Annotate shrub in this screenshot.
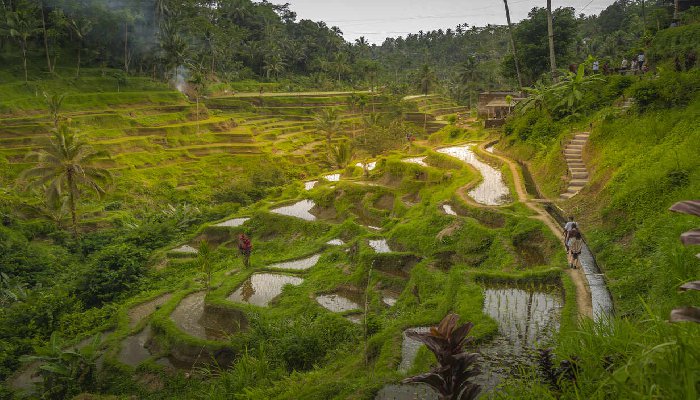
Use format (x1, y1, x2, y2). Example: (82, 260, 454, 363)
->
(77, 243, 148, 307)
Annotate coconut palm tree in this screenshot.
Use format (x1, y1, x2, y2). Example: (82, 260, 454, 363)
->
(68, 16, 93, 77)
(502, 0, 523, 89)
(314, 108, 341, 145)
(7, 7, 41, 82)
(20, 127, 112, 238)
(418, 64, 436, 96)
(44, 91, 65, 128)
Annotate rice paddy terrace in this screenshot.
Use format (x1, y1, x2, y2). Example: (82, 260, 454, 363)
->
(2, 74, 587, 399)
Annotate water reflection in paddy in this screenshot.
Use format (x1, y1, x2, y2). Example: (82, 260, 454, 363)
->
(271, 200, 316, 221)
(269, 254, 321, 271)
(170, 292, 243, 340)
(228, 273, 304, 307)
(438, 145, 511, 206)
(215, 217, 249, 227)
(324, 173, 340, 182)
(316, 294, 361, 313)
(369, 239, 392, 253)
(118, 326, 153, 367)
(403, 157, 427, 166)
(477, 284, 563, 390)
(442, 204, 457, 215)
(304, 180, 318, 190)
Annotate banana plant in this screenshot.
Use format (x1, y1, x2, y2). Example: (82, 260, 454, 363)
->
(669, 201, 700, 323)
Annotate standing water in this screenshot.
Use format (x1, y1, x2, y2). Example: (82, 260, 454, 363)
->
(170, 292, 244, 340)
(316, 293, 362, 313)
(369, 239, 392, 253)
(403, 157, 428, 167)
(271, 200, 317, 221)
(438, 145, 511, 206)
(324, 173, 340, 182)
(268, 254, 321, 271)
(228, 273, 304, 307)
(442, 204, 457, 215)
(305, 180, 318, 190)
(215, 217, 249, 227)
(477, 284, 563, 390)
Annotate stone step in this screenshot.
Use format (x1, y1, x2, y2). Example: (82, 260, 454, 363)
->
(575, 132, 590, 137)
(566, 160, 583, 165)
(567, 143, 584, 148)
(571, 139, 587, 144)
(564, 150, 582, 155)
(560, 192, 575, 200)
(569, 167, 587, 172)
(569, 179, 588, 186)
(566, 186, 582, 194)
(571, 172, 588, 179)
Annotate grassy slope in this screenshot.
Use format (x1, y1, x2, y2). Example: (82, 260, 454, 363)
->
(498, 70, 700, 398)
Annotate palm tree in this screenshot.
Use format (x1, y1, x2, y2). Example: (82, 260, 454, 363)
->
(327, 140, 353, 169)
(503, 0, 523, 89)
(314, 108, 341, 145)
(418, 64, 436, 96)
(159, 21, 188, 83)
(458, 56, 479, 108)
(7, 7, 41, 82)
(68, 16, 93, 77)
(20, 127, 112, 238)
(547, 0, 557, 81)
(44, 92, 65, 128)
(517, 80, 552, 114)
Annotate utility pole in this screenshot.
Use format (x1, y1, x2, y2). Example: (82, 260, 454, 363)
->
(503, 0, 523, 89)
(547, 0, 557, 82)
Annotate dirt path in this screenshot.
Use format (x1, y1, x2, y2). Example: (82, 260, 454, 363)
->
(473, 141, 593, 319)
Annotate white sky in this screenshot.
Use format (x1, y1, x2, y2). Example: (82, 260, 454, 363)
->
(283, 0, 618, 44)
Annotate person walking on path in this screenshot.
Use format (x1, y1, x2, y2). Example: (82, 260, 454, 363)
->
(567, 230, 584, 269)
(238, 233, 252, 268)
(563, 216, 578, 250)
(637, 52, 645, 72)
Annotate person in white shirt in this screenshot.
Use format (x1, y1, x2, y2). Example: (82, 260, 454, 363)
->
(564, 216, 577, 250)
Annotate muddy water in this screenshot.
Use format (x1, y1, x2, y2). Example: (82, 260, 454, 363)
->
(438, 145, 511, 206)
(118, 326, 153, 367)
(316, 294, 361, 313)
(324, 173, 340, 182)
(382, 296, 398, 307)
(374, 384, 438, 400)
(345, 314, 364, 324)
(369, 239, 392, 253)
(442, 204, 457, 215)
(269, 254, 321, 271)
(170, 292, 243, 340)
(327, 239, 345, 246)
(271, 199, 317, 221)
(398, 327, 431, 372)
(215, 217, 249, 227)
(403, 157, 427, 167)
(477, 284, 563, 390)
(228, 273, 304, 307)
(128, 293, 172, 328)
(171, 244, 198, 254)
(305, 180, 318, 190)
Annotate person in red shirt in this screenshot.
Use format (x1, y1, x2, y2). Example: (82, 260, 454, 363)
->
(238, 233, 252, 268)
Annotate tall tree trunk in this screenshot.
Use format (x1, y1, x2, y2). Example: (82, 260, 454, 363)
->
(124, 21, 129, 72)
(547, 0, 557, 81)
(503, 0, 523, 89)
(76, 39, 81, 77)
(21, 40, 28, 82)
(67, 172, 78, 239)
(41, 2, 52, 73)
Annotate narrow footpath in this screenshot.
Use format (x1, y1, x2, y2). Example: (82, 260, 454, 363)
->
(475, 141, 594, 319)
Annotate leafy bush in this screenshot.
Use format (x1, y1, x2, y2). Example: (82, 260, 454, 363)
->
(76, 243, 148, 307)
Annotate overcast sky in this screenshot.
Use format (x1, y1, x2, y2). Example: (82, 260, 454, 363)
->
(283, 0, 618, 44)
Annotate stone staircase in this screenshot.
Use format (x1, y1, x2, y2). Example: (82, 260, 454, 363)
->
(560, 132, 590, 200)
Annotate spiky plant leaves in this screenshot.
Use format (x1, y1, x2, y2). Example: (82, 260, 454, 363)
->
(679, 281, 700, 291)
(403, 313, 481, 399)
(403, 372, 449, 396)
(669, 200, 700, 216)
(669, 307, 700, 323)
(680, 229, 700, 246)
